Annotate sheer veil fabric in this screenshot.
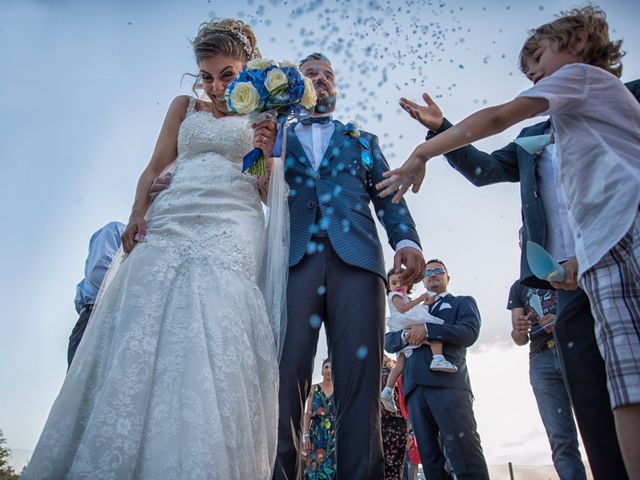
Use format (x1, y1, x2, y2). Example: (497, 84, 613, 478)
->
(22, 98, 286, 479)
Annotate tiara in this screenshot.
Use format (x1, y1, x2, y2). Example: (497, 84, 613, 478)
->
(217, 28, 259, 60)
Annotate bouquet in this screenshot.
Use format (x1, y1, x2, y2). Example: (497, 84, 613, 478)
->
(225, 58, 317, 174)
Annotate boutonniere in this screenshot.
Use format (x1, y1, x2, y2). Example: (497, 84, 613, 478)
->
(345, 121, 372, 169)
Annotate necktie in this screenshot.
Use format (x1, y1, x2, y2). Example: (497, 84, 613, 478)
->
(300, 116, 332, 126)
(429, 297, 443, 314)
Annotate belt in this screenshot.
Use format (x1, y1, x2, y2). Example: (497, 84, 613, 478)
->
(540, 338, 556, 353)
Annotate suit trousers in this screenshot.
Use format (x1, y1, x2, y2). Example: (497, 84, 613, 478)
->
(406, 386, 489, 480)
(67, 305, 93, 367)
(273, 238, 386, 480)
(554, 288, 628, 480)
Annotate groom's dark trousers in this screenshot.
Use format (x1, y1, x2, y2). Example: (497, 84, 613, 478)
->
(274, 237, 385, 480)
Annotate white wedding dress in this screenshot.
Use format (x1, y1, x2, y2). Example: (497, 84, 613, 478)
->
(23, 98, 280, 480)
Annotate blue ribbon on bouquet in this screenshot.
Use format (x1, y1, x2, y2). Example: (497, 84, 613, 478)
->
(242, 116, 287, 172)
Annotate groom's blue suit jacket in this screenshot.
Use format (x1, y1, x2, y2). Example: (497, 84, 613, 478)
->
(284, 120, 421, 278)
(437, 79, 640, 288)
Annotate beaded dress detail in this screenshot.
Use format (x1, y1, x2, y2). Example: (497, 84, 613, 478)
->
(23, 98, 278, 480)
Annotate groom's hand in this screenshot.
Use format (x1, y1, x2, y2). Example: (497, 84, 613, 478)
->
(252, 119, 277, 159)
(394, 247, 425, 284)
(399, 92, 444, 131)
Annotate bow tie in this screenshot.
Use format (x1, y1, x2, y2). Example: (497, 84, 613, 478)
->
(300, 117, 332, 126)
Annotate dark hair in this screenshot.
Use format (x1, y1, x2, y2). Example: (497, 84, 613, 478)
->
(519, 5, 624, 77)
(299, 52, 332, 67)
(385, 268, 414, 295)
(426, 259, 448, 276)
(322, 358, 331, 368)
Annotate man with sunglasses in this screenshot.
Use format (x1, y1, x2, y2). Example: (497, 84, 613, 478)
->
(385, 259, 489, 480)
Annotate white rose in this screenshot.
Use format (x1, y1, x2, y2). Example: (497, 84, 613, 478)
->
(247, 58, 274, 70)
(278, 60, 298, 68)
(228, 82, 260, 114)
(265, 68, 289, 93)
(300, 76, 317, 110)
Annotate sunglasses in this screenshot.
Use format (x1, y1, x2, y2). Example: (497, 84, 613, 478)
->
(424, 268, 446, 276)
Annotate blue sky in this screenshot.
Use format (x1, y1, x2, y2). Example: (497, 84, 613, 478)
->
(1, 0, 638, 471)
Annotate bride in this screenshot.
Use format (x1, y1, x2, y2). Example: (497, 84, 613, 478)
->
(23, 19, 287, 480)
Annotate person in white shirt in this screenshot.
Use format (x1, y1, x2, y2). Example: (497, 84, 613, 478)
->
(69, 221, 124, 366)
(377, 6, 640, 478)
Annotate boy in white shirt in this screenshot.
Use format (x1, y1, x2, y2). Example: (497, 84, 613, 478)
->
(376, 6, 640, 477)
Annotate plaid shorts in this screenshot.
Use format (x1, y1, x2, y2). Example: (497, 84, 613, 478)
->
(581, 209, 640, 409)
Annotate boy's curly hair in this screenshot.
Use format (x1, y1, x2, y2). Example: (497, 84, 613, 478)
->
(519, 4, 624, 77)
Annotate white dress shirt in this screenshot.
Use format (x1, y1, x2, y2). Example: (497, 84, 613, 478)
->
(535, 134, 576, 262)
(74, 222, 125, 313)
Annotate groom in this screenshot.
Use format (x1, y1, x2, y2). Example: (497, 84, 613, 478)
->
(274, 53, 424, 480)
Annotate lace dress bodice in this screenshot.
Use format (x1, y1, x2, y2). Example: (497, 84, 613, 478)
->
(145, 98, 264, 280)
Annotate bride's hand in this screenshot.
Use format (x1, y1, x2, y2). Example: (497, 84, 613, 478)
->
(399, 92, 444, 131)
(252, 119, 277, 158)
(122, 216, 147, 253)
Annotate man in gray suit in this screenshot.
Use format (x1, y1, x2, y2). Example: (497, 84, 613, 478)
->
(273, 53, 425, 480)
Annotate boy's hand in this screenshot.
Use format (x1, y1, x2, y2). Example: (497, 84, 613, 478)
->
(399, 92, 444, 131)
(550, 257, 579, 291)
(376, 149, 427, 203)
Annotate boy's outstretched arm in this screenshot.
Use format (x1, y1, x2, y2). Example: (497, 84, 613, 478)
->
(377, 96, 548, 203)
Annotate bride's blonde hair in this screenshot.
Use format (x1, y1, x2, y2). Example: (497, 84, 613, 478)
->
(192, 18, 260, 64)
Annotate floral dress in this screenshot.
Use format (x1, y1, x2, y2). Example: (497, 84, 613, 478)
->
(381, 359, 408, 480)
(303, 384, 336, 479)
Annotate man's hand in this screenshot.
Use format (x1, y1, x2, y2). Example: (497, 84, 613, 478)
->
(399, 92, 444, 131)
(149, 172, 173, 202)
(376, 150, 427, 204)
(405, 324, 427, 345)
(539, 314, 556, 334)
(394, 247, 425, 285)
(550, 256, 579, 291)
(252, 119, 277, 159)
(513, 311, 533, 335)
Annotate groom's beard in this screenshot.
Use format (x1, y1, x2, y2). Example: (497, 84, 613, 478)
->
(314, 81, 336, 114)
(314, 94, 336, 114)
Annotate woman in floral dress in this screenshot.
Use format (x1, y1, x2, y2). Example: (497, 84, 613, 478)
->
(381, 355, 408, 479)
(302, 359, 336, 479)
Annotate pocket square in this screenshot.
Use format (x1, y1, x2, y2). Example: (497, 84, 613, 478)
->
(439, 303, 452, 310)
